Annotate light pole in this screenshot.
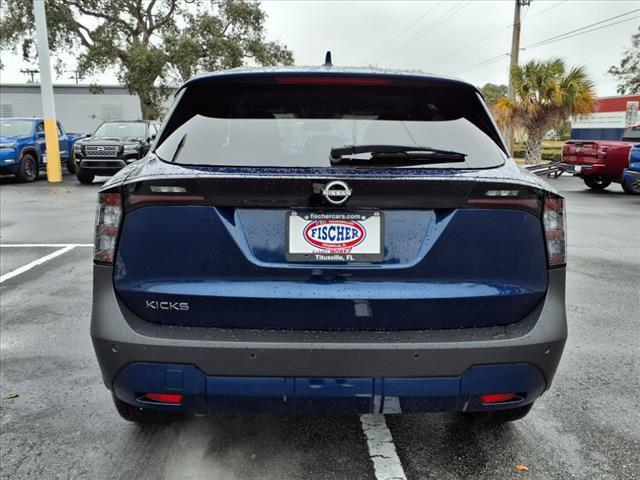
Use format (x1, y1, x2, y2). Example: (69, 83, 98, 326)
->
(33, 0, 62, 183)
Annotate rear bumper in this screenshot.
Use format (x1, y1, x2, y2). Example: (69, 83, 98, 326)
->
(559, 162, 619, 179)
(91, 266, 567, 413)
(560, 162, 599, 175)
(623, 168, 640, 185)
(113, 362, 546, 414)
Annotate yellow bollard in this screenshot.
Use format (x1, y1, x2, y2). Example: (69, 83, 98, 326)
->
(43, 118, 62, 183)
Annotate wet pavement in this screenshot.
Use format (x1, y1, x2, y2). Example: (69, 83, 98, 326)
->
(1, 172, 639, 479)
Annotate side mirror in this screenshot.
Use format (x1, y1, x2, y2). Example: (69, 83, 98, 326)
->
(150, 133, 157, 140)
(37, 130, 45, 138)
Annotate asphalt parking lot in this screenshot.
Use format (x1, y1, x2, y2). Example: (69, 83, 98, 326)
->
(1, 172, 639, 480)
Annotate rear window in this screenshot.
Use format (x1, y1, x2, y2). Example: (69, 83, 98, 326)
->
(155, 79, 506, 169)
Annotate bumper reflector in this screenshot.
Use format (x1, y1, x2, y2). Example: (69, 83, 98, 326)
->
(480, 393, 518, 404)
(143, 393, 183, 404)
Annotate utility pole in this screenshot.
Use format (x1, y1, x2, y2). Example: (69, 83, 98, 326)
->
(67, 69, 80, 84)
(20, 68, 39, 83)
(33, 0, 62, 183)
(506, 0, 529, 155)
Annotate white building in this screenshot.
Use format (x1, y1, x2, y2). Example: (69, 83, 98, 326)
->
(0, 83, 143, 134)
(571, 95, 640, 141)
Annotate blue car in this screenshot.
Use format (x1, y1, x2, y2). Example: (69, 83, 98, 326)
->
(91, 66, 568, 424)
(0, 117, 85, 182)
(623, 143, 640, 195)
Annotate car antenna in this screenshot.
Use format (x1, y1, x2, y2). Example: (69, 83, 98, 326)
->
(324, 51, 332, 67)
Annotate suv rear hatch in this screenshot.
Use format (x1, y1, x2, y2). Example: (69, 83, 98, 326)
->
(110, 72, 552, 331)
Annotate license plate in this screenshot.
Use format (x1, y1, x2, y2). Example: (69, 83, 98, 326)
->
(286, 211, 384, 263)
(575, 165, 582, 173)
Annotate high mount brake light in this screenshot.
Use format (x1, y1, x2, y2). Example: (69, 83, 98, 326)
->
(276, 76, 392, 86)
(543, 197, 567, 267)
(94, 192, 122, 264)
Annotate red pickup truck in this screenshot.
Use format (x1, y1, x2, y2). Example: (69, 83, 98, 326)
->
(560, 126, 640, 194)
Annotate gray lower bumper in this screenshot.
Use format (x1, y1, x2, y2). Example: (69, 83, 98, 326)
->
(91, 266, 567, 388)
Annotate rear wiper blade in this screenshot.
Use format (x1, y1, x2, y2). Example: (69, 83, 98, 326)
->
(330, 144, 467, 166)
(171, 133, 187, 163)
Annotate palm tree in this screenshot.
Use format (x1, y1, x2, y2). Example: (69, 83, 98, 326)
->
(494, 58, 596, 164)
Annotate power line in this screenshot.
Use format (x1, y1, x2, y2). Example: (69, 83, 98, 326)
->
(525, 15, 640, 49)
(452, 8, 640, 75)
(434, 26, 512, 64)
(374, 0, 470, 62)
(454, 53, 510, 75)
(362, 1, 443, 65)
(525, 0, 568, 21)
(418, 0, 471, 36)
(433, 1, 567, 67)
(523, 9, 640, 49)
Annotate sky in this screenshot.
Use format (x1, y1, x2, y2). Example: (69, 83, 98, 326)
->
(0, 0, 638, 97)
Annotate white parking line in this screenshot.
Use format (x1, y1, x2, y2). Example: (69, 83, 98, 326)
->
(360, 414, 407, 480)
(0, 244, 93, 248)
(0, 245, 77, 284)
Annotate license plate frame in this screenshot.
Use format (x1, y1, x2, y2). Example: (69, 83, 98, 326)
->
(285, 210, 384, 263)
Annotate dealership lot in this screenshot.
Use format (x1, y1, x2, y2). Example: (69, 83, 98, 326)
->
(1, 173, 638, 480)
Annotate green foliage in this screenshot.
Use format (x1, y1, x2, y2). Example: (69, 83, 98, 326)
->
(554, 118, 571, 141)
(479, 83, 507, 107)
(608, 27, 640, 95)
(495, 58, 596, 164)
(0, 0, 294, 119)
(513, 146, 561, 162)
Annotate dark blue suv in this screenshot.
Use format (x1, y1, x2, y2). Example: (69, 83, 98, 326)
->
(91, 67, 567, 424)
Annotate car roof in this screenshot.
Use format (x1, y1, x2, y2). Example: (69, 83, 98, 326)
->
(182, 65, 479, 94)
(0, 117, 43, 122)
(100, 120, 149, 123)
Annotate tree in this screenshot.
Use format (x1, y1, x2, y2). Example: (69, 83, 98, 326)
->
(493, 58, 596, 165)
(554, 118, 571, 141)
(609, 27, 640, 95)
(480, 83, 507, 107)
(0, 0, 294, 119)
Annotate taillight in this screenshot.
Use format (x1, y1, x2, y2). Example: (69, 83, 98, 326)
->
(94, 192, 122, 264)
(465, 187, 541, 214)
(543, 197, 566, 267)
(596, 146, 609, 159)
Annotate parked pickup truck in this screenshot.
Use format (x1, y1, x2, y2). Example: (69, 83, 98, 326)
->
(560, 126, 640, 194)
(0, 117, 86, 182)
(623, 143, 640, 195)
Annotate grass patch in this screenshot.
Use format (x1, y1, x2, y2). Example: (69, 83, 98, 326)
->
(513, 140, 562, 162)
